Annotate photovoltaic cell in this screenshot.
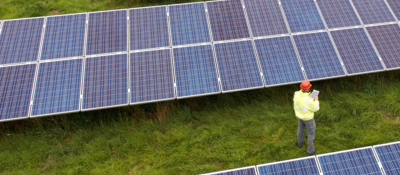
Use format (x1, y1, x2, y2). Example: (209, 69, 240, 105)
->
(0, 64, 36, 121)
(31, 59, 82, 117)
(207, 0, 250, 41)
(173, 45, 220, 98)
(254, 37, 304, 86)
(293, 32, 345, 80)
(317, 0, 361, 28)
(317, 147, 383, 175)
(214, 40, 263, 92)
(280, 0, 325, 33)
(130, 49, 174, 104)
(169, 3, 211, 46)
(243, 0, 288, 37)
(41, 14, 86, 60)
(0, 18, 44, 64)
(374, 142, 400, 175)
(130, 6, 169, 50)
(202, 166, 257, 175)
(352, 0, 395, 24)
(331, 28, 383, 75)
(366, 24, 400, 69)
(386, 0, 400, 19)
(86, 10, 127, 55)
(82, 54, 128, 110)
(257, 157, 320, 175)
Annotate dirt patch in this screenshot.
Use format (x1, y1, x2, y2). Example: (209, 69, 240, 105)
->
(50, 10, 59, 15)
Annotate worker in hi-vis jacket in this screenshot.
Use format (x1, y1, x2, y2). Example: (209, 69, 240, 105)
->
(293, 80, 319, 155)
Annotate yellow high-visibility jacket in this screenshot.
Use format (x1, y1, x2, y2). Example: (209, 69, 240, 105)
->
(293, 90, 320, 121)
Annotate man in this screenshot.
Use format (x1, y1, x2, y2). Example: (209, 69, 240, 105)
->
(293, 80, 319, 155)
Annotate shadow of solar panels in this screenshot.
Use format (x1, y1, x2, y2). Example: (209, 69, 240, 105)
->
(130, 6, 169, 50)
(130, 49, 175, 104)
(0, 18, 44, 64)
(317, 147, 383, 175)
(293, 32, 346, 80)
(206, 0, 250, 41)
(366, 24, 400, 70)
(386, 0, 400, 19)
(169, 3, 211, 46)
(41, 14, 86, 60)
(280, 0, 325, 33)
(0, 64, 36, 121)
(254, 36, 304, 86)
(331, 28, 384, 75)
(352, 0, 396, 25)
(82, 54, 128, 111)
(317, 0, 361, 28)
(31, 59, 82, 117)
(201, 166, 257, 175)
(257, 156, 320, 175)
(86, 10, 127, 55)
(214, 40, 263, 92)
(173, 45, 220, 98)
(373, 142, 400, 175)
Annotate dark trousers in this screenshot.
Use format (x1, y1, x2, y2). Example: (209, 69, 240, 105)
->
(297, 118, 316, 154)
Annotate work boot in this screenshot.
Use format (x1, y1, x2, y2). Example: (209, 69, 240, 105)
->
(306, 149, 318, 155)
(297, 142, 303, 148)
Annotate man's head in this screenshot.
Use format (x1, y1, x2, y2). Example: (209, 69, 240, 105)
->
(300, 80, 312, 92)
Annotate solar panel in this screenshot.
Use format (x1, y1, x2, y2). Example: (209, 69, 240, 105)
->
(0, 64, 36, 121)
(173, 45, 220, 98)
(214, 40, 263, 92)
(130, 49, 175, 104)
(82, 54, 128, 110)
(254, 36, 304, 86)
(374, 142, 400, 175)
(366, 24, 400, 70)
(352, 0, 395, 25)
(169, 3, 211, 46)
(257, 156, 320, 175)
(280, 0, 325, 33)
(243, 0, 288, 37)
(206, 0, 250, 41)
(317, 147, 383, 175)
(86, 10, 127, 55)
(293, 32, 345, 80)
(330, 28, 383, 75)
(130, 6, 169, 50)
(317, 0, 361, 28)
(202, 166, 257, 175)
(0, 18, 44, 64)
(41, 14, 86, 60)
(386, 0, 400, 19)
(31, 59, 82, 117)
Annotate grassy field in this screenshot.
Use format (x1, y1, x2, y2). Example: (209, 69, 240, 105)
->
(1, 0, 400, 174)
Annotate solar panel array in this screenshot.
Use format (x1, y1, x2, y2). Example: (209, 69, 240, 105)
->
(1, 0, 400, 123)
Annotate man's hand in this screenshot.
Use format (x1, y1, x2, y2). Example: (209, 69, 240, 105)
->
(314, 96, 318, 101)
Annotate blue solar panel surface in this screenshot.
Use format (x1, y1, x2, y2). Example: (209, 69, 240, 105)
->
(243, 0, 288, 37)
(257, 157, 320, 175)
(0, 64, 36, 121)
(318, 148, 382, 175)
(317, 0, 361, 28)
(331, 28, 383, 75)
(366, 24, 400, 69)
(130, 49, 174, 104)
(31, 59, 82, 117)
(214, 40, 263, 92)
(280, 0, 325, 33)
(386, 0, 400, 19)
(374, 143, 400, 175)
(41, 14, 86, 60)
(82, 54, 127, 110)
(86, 10, 127, 55)
(130, 6, 169, 50)
(169, 3, 210, 46)
(352, 0, 395, 24)
(173, 45, 219, 98)
(0, 18, 44, 64)
(207, 0, 250, 41)
(294, 32, 345, 80)
(254, 37, 304, 86)
(204, 167, 256, 175)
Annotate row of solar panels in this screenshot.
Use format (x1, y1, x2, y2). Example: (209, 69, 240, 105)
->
(202, 141, 400, 175)
(2, 0, 400, 121)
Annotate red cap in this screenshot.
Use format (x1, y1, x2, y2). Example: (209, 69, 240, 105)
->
(300, 80, 312, 90)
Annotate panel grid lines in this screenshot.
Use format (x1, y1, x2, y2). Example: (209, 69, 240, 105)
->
(374, 142, 400, 175)
(352, 0, 396, 25)
(202, 166, 256, 175)
(386, 0, 400, 20)
(257, 157, 320, 175)
(281, 0, 325, 33)
(317, 0, 361, 28)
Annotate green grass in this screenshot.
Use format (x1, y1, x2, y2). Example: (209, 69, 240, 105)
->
(1, 0, 400, 174)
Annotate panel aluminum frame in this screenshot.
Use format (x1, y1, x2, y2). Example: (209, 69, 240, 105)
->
(201, 165, 257, 175)
(256, 156, 322, 175)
